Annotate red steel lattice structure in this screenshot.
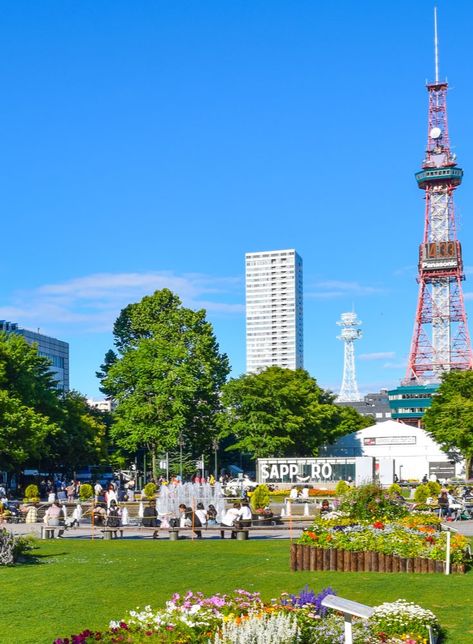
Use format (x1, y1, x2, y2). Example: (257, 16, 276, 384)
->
(406, 73, 473, 382)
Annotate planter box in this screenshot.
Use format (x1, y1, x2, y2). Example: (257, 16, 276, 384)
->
(290, 544, 466, 574)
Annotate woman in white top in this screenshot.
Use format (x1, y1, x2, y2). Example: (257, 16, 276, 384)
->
(195, 502, 208, 526)
(105, 484, 117, 509)
(220, 502, 241, 539)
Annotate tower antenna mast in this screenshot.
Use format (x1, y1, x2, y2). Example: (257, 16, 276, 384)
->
(336, 312, 362, 402)
(405, 6, 473, 383)
(434, 5, 439, 83)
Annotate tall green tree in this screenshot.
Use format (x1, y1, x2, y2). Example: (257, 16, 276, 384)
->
(101, 289, 230, 472)
(0, 332, 62, 472)
(218, 366, 371, 458)
(95, 349, 117, 398)
(44, 391, 108, 474)
(423, 371, 473, 478)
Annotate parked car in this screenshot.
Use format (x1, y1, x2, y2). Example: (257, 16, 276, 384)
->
(223, 476, 258, 497)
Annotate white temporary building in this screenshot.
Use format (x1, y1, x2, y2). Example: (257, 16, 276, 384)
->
(324, 419, 463, 483)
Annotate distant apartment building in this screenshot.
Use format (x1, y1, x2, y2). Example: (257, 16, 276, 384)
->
(87, 398, 115, 413)
(0, 320, 69, 392)
(336, 389, 392, 421)
(245, 249, 303, 372)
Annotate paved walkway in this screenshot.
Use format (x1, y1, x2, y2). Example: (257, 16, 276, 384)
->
(443, 520, 473, 537)
(4, 521, 306, 541)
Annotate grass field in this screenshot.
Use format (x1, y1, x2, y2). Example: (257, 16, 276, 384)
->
(1, 539, 472, 643)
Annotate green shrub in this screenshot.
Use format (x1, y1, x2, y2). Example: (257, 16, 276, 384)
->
(143, 482, 157, 499)
(24, 484, 39, 503)
(79, 483, 93, 500)
(388, 483, 402, 496)
(427, 480, 441, 496)
(339, 482, 407, 521)
(250, 485, 270, 512)
(335, 480, 350, 496)
(0, 529, 34, 565)
(414, 484, 430, 503)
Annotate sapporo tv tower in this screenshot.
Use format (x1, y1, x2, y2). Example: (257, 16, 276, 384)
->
(390, 8, 473, 424)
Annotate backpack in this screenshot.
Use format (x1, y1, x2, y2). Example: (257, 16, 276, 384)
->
(142, 507, 157, 527)
(107, 507, 120, 528)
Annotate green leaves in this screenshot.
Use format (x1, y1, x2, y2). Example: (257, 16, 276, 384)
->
(103, 289, 230, 463)
(218, 367, 369, 458)
(423, 371, 473, 477)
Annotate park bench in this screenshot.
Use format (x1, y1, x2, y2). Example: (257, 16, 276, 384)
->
(96, 521, 313, 541)
(100, 527, 125, 539)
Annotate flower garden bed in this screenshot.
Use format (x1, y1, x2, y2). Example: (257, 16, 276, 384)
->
(54, 587, 442, 643)
(292, 483, 471, 574)
(290, 543, 466, 574)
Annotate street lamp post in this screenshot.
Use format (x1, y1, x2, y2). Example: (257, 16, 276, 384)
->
(212, 439, 219, 480)
(179, 433, 184, 481)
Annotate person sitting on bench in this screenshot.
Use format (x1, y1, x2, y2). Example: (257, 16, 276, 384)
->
(220, 502, 241, 539)
(142, 501, 160, 538)
(44, 502, 65, 538)
(106, 500, 121, 537)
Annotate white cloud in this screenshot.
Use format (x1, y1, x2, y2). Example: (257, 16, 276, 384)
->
(307, 280, 385, 299)
(382, 360, 407, 369)
(0, 271, 244, 336)
(359, 351, 395, 361)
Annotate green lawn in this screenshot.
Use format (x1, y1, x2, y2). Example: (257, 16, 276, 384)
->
(1, 539, 472, 643)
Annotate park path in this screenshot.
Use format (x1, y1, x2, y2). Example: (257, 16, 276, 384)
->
(444, 520, 473, 537)
(4, 521, 305, 540)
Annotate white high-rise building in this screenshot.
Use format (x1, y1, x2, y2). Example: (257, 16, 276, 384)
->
(246, 249, 303, 372)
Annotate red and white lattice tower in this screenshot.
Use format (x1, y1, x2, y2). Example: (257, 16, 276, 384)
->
(406, 8, 473, 382)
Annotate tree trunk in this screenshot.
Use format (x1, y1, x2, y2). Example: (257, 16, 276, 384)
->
(151, 448, 157, 480)
(465, 455, 472, 480)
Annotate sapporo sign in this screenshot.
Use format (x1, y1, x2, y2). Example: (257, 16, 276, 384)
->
(257, 457, 364, 484)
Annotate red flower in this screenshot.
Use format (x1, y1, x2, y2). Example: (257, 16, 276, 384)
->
(306, 531, 317, 540)
(372, 521, 384, 529)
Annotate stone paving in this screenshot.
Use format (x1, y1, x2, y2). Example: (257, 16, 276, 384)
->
(444, 519, 473, 537)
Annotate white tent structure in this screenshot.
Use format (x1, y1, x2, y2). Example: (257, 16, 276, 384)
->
(324, 419, 463, 483)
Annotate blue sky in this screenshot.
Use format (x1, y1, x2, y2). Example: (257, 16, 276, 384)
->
(1, 0, 473, 398)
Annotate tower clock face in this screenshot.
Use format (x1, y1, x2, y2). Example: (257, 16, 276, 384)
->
(430, 127, 442, 139)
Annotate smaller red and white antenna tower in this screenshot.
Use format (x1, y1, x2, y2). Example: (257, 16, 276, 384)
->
(406, 6, 473, 382)
(336, 311, 362, 402)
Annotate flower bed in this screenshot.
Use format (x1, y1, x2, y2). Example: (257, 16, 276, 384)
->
(293, 483, 470, 574)
(294, 515, 469, 573)
(54, 587, 442, 643)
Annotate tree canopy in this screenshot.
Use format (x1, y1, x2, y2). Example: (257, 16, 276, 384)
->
(218, 366, 371, 458)
(101, 289, 230, 470)
(423, 371, 473, 478)
(0, 332, 62, 472)
(0, 332, 107, 475)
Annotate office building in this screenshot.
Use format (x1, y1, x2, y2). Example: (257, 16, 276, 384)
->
(87, 398, 115, 413)
(337, 390, 392, 421)
(245, 249, 303, 372)
(0, 320, 69, 392)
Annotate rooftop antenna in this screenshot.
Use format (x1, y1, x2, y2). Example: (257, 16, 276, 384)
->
(434, 5, 439, 83)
